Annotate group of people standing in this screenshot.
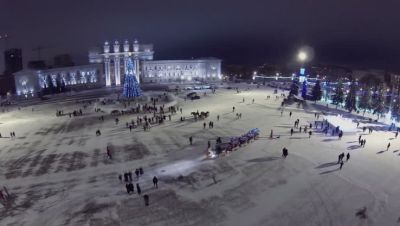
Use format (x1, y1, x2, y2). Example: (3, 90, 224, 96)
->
(358, 135, 367, 147)
(0, 132, 16, 138)
(118, 168, 159, 206)
(204, 121, 215, 129)
(337, 152, 350, 170)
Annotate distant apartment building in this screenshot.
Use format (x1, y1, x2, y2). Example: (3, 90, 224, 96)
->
(4, 48, 23, 74)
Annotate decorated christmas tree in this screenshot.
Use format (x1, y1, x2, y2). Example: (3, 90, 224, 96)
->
(123, 58, 142, 98)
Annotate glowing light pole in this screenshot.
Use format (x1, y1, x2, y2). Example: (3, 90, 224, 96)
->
(253, 71, 257, 81)
(297, 51, 307, 63)
(290, 50, 308, 96)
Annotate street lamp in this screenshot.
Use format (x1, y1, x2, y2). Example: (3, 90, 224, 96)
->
(253, 71, 257, 81)
(297, 51, 307, 62)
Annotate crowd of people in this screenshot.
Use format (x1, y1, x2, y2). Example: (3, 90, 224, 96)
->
(4, 84, 400, 212)
(117, 167, 159, 206)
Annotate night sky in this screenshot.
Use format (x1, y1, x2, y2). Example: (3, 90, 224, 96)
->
(1, 0, 400, 72)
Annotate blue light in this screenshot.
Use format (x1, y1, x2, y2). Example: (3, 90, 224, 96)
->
(123, 58, 142, 98)
(300, 68, 305, 75)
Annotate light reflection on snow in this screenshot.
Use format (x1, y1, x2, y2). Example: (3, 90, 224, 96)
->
(324, 115, 358, 133)
(158, 156, 208, 176)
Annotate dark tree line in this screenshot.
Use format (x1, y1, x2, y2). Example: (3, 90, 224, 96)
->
(311, 80, 322, 102)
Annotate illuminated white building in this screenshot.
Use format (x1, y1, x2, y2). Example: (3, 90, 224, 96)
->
(90, 39, 221, 85)
(141, 59, 221, 83)
(13, 39, 221, 97)
(14, 64, 103, 97)
(89, 39, 154, 86)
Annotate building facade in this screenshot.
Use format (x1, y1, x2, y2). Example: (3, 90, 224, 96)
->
(14, 64, 103, 97)
(141, 59, 221, 83)
(89, 39, 154, 86)
(89, 39, 221, 86)
(13, 39, 221, 97)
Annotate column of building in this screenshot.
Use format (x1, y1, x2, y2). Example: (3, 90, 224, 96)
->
(133, 40, 141, 83)
(217, 63, 221, 79)
(103, 39, 150, 86)
(113, 41, 121, 86)
(104, 58, 111, 86)
(104, 42, 111, 86)
(123, 40, 130, 76)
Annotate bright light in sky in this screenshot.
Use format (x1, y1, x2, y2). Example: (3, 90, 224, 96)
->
(298, 51, 307, 62)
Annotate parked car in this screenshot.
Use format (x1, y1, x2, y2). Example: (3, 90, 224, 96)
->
(186, 92, 197, 97)
(110, 110, 121, 115)
(191, 95, 201, 100)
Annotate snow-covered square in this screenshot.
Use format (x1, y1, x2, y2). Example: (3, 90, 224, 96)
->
(1, 85, 400, 226)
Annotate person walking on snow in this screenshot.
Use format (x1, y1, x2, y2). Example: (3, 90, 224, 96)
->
(346, 153, 350, 161)
(106, 146, 112, 159)
(340, 160, 344, 170)
(282, 147, 288, 158)
(387, 142, 391, 151)
(338, 153, 345, 164)
(136, 183, 142, 195)
(135, 169, 140, 178)
(143, 194, 149, 206)
(128, 183, 134, 193)
(124, 173, 129, 182)
(153, 176, 158, 188)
